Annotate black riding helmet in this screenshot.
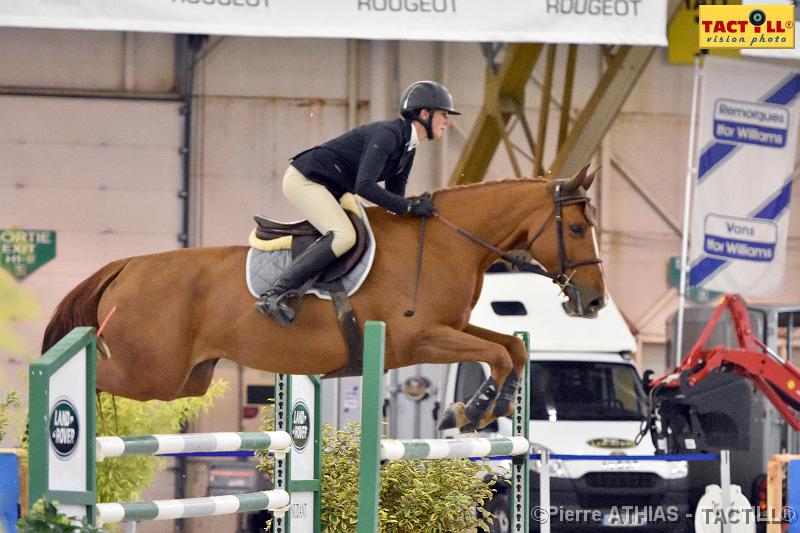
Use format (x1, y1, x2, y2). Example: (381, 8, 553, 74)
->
(399, 81, 460, 139)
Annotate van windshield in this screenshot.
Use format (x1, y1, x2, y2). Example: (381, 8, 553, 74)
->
(530, 361, 647, 421)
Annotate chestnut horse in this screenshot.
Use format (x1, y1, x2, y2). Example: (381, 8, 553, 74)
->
(42, 167, 605, 431)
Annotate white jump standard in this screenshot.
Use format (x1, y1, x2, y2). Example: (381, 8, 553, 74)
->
(29, 327, 320, 532)
(356, 321, 531, 533)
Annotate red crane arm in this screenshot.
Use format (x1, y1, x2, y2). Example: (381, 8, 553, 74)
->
(649, 294, 800, 430)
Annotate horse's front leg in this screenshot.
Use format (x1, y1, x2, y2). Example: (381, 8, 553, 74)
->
(410, 325, 516, 432)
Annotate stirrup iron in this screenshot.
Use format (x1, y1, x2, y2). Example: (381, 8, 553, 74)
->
(255, 290, 302, 325)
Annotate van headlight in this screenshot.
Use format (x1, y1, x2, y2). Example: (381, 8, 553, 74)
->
(665, 461, 688, 479)
(529, 442, 571, 478)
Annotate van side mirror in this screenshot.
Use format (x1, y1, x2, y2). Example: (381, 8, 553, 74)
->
(642, 369, 655, 393)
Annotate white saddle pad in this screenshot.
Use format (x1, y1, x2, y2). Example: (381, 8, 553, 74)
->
(245, 201, 375, 300)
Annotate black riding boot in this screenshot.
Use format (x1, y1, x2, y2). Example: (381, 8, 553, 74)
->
(255, 232, 337, 325)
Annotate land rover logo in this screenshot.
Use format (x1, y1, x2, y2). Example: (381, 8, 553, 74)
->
(587, 438, 636, 449)
(291, 400, 310, 451)
(49, 399, 79, 458)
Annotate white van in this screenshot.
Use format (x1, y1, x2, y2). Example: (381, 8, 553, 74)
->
(440, 271, 690, 532)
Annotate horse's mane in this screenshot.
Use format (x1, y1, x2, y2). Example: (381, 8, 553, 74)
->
(432, 177, 550, 197)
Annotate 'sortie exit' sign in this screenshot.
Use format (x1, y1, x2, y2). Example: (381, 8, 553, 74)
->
(0, 228, 56, 281)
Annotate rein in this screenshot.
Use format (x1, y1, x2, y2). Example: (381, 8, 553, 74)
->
(404, 216, 427, 317)
(432, 211, 554, 279)
(431, 183, 602, 291)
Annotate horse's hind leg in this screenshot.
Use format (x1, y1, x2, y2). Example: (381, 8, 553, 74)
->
(410, 325, 515, 432)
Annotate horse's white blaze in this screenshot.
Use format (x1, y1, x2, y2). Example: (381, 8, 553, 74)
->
(590, 226, 606, 292)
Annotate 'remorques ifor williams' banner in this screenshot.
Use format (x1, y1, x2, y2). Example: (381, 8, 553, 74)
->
(689, 57, 800, 295)
(0, 0, 668, 45)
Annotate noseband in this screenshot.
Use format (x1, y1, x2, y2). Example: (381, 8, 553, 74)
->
(432, 183, 602, 293)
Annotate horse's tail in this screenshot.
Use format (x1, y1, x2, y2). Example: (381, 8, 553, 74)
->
(41, 258, 131, 353)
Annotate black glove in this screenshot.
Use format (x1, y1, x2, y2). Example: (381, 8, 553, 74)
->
(407, 193, 435, 218)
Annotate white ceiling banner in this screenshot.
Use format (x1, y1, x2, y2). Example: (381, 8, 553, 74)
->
(0, 0, 668, 46)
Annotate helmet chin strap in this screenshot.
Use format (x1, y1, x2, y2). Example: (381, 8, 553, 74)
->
(416, 109, 434, 140)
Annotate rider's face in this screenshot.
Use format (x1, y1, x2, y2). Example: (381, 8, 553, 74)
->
(419, 109, 451, 140)
(431, 109, 451, 140)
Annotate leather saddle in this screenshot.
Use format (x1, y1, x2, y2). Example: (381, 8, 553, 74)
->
(252, 210, 368, 284)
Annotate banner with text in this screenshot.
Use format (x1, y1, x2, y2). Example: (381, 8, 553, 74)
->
(742, 0, 800, 60)
(689, 57, 800, 295)
(0, 0, 668, 45)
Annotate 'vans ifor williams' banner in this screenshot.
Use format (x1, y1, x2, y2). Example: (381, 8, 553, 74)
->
(689, 57, 800, 295)
(0, 0, 667, 45)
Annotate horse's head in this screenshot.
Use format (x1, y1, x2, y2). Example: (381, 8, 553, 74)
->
(525, 166, 606, 318)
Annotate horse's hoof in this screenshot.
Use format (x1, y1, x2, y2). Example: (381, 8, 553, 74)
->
(438, 402, 475, 432)
(438, 407, 458, 430)
(459, 422, 479, 433)
(437, 402, 468, 431)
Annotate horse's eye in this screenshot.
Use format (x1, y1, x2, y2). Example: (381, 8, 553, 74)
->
(569, 224, 585, 237)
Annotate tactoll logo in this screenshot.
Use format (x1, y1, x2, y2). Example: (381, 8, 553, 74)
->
(699, 4, 795, 49)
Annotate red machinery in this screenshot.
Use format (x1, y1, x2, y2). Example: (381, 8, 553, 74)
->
(648, 294, 800, 453)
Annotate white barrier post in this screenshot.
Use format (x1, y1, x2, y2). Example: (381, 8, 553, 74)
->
(540, 449, 551, 533)
(720, 449, 731, 533)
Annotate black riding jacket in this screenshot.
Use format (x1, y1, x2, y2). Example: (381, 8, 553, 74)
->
(290, 118, 416, 215)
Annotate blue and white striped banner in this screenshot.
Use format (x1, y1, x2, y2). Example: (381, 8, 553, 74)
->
(689, 56, 800, 295)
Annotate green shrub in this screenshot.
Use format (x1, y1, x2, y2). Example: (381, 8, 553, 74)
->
(0, 268, 40, 354)
(17, 498, 105, 533)
(257, 413, 499, 533)
(0, 268, 39, 447)
(0, 390, 19, 442)
(95, 379, 228, 504)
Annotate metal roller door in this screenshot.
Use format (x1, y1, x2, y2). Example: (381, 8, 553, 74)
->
(0, 95, 184, 353)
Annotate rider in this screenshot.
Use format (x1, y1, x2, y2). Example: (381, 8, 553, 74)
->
(256, 80, 460, 324)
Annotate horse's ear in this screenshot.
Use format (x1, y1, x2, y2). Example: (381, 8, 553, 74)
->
(562, 164, 590, 193)
(584, 167, 600, 191)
